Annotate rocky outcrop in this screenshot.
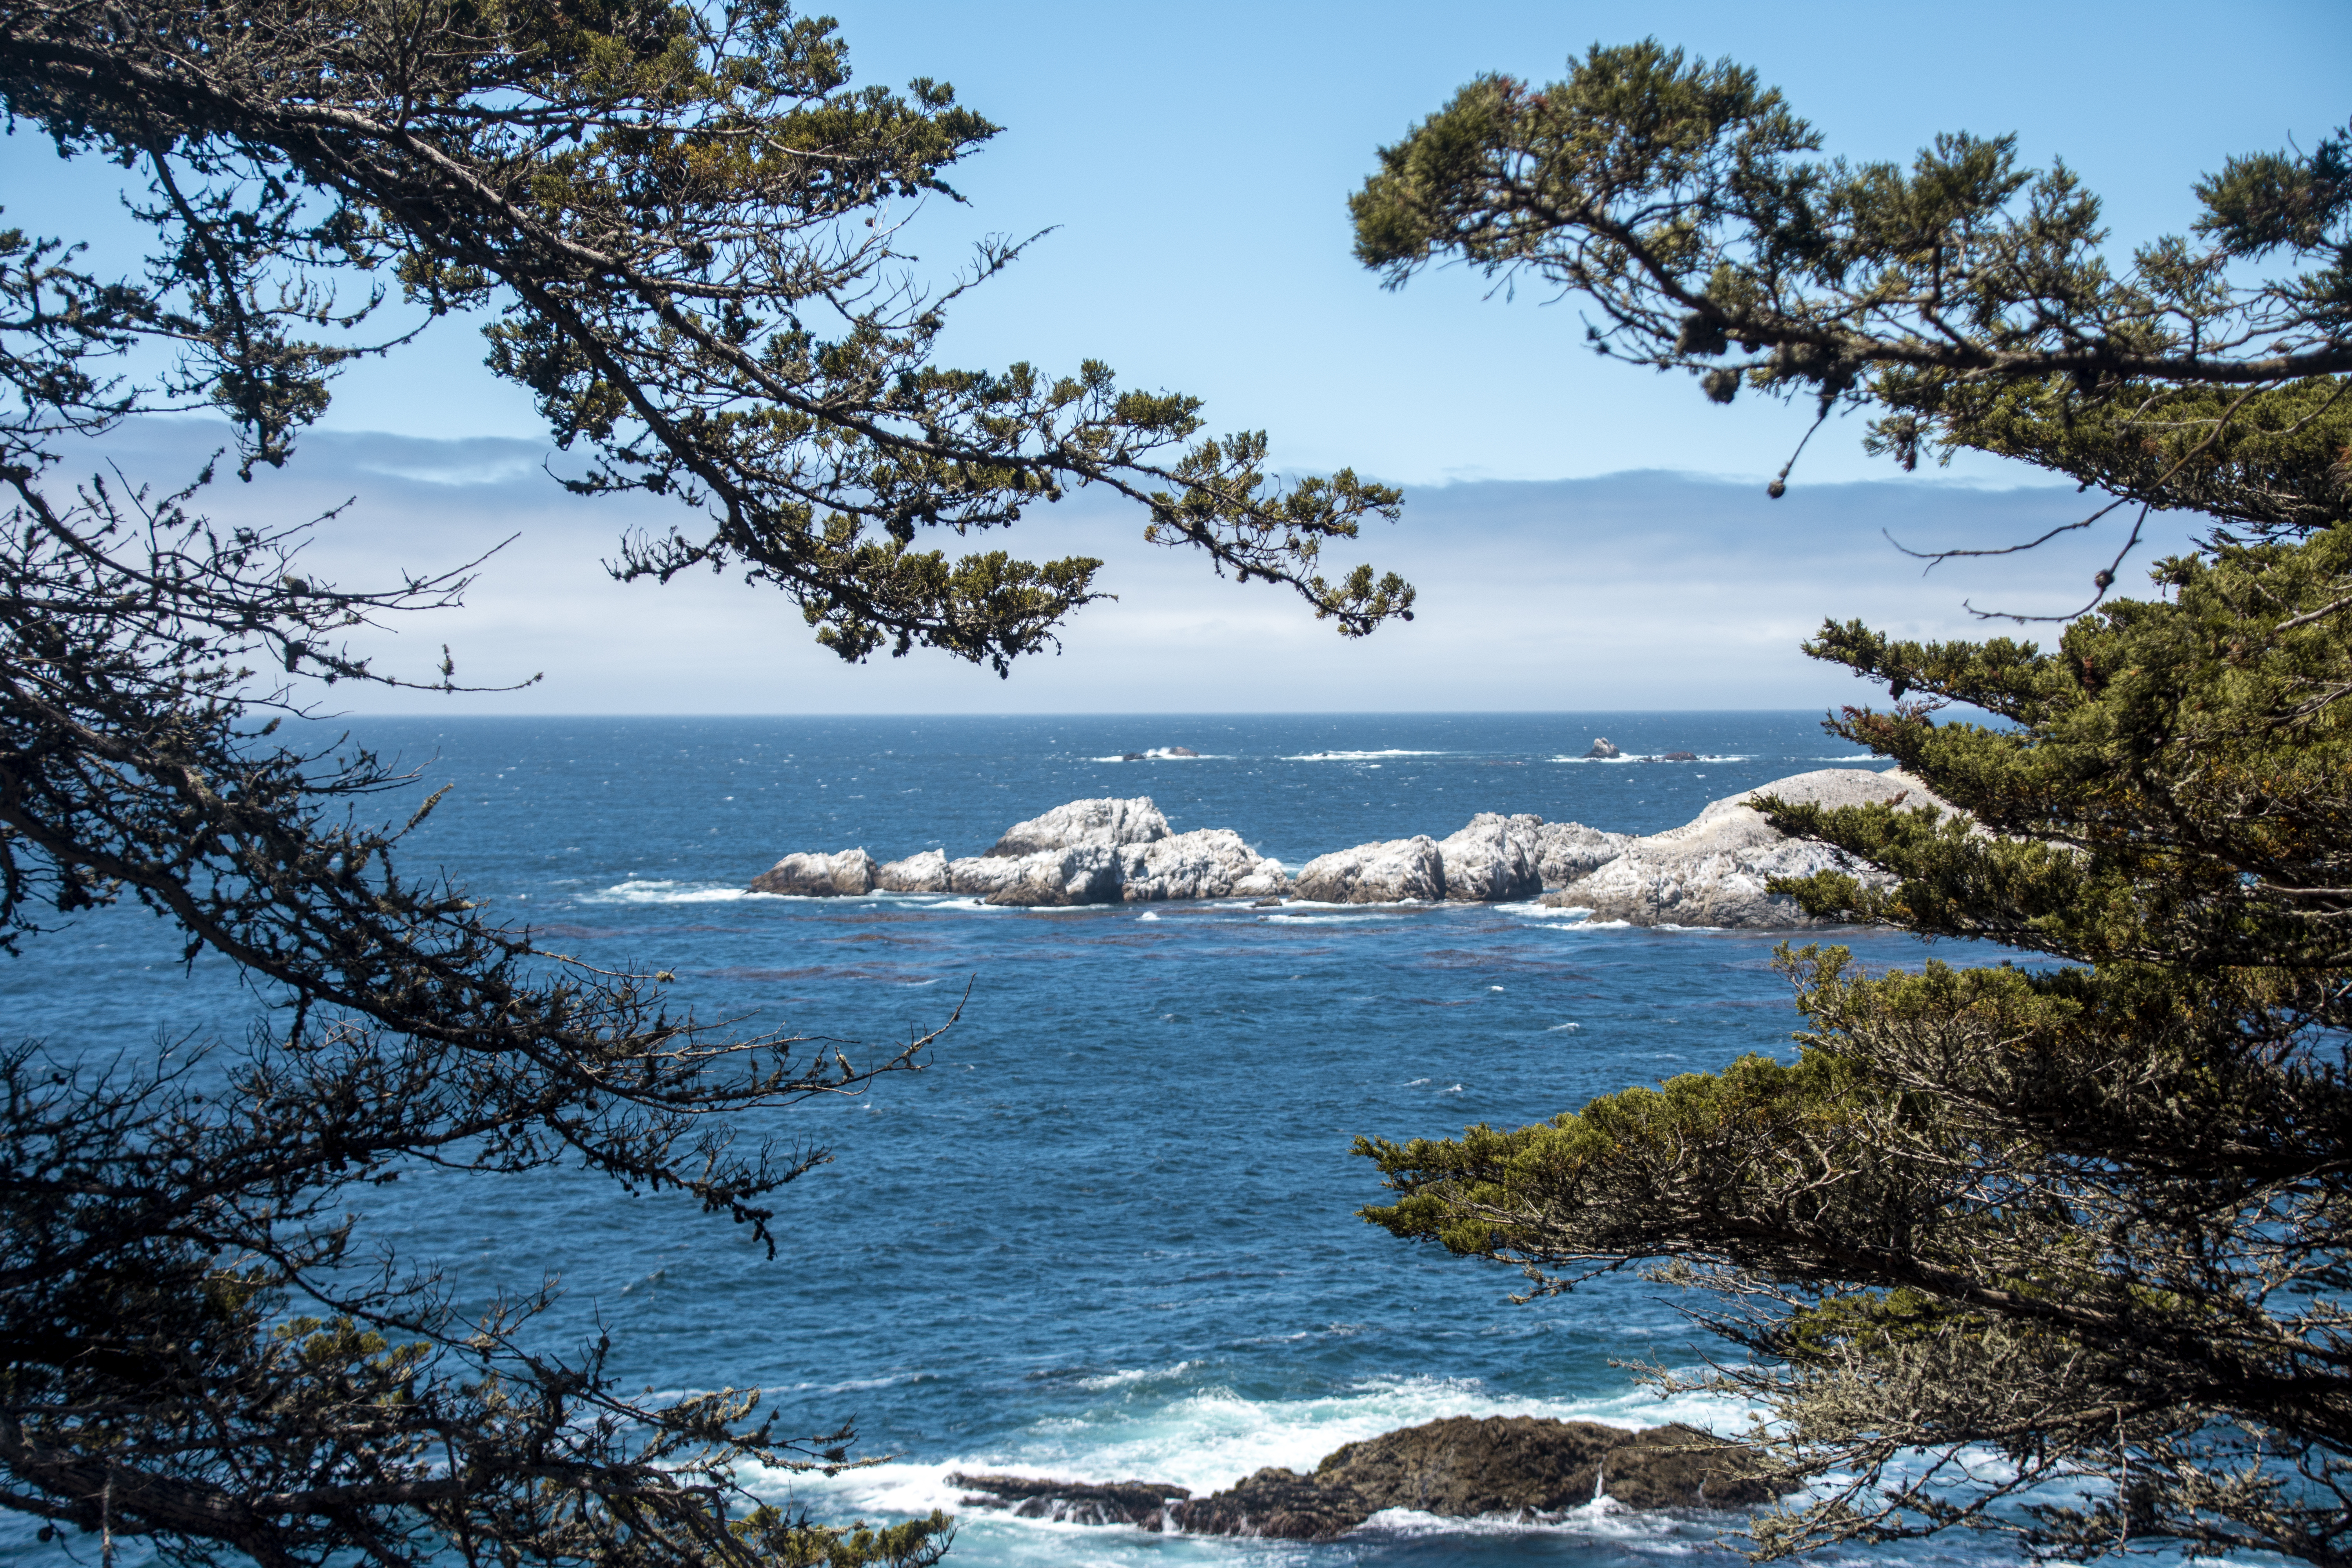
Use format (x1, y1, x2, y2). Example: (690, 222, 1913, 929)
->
(1533, 821, 1631, 887)
(1584, 737, 1622, 759)
(876, 849, 949, 893)
(987, 797, 1168, 857)
(953, 1416, 1791, 1541)
(949, 1473, 1187, 1530)
(1119, 829, 1288, 902)
(1544, 768, 1944, 927)
(755, 797, 1283, 906)
(748, 848, 877, 897)
(1435, 814, 1543, 902)
(1293, 835, 1445, 903)
(949, 844, 1124, 906)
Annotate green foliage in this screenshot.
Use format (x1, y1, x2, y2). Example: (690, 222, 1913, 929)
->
(1354, 40, 2352, 1567)
(0, 0, 1412, 1562)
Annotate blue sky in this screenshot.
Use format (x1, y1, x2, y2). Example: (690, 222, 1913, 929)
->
(7, 0, 2345, 709)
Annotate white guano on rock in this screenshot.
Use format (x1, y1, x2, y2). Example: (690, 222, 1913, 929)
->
(986, 797, 1169, 857)
(1543, 768, 1946, 927)
(748, 848, 878, 897)
(1292, 836, 1446, 903)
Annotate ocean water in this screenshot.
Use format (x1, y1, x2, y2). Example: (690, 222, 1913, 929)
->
(4, 713, 2014, 1567)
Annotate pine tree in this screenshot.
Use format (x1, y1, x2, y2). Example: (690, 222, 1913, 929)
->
(0, 1, 1410, 1562)
(1350, 41, 2352, 1564)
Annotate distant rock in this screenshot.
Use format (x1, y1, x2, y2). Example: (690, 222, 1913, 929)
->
(1120, 751, 1143, 762)
(955, 1416, 1791, 1541)
(1544, 768, 1945, 927)
(1584, 737, 1622, 759)
(950, 1473, 1188, 1530)
(748, 848, 877, 897)
(987, 796, 1168, 857)
(1654, 751, 1699, 763)
(1120, 829, 1287, 901)
(1292, 835, 1445, 903)
(1532, 821, 1632, 887)
(875, 849, 950, 893)
(1435, 813, 1543, 902)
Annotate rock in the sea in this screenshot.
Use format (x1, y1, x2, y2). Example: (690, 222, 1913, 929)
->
(875, 849, 950, 893)
(949, 1473, 1189, 1531)
(987, 796, 1168, 857)
(950, 844, 1124, 906)
(1584, 737, 1622, 759)
(1544, 768, 1942, 927)
(1435, 813, 1543, 902)
(1120, 829, 1287, 902)
(1163, 745, 1200, 757)
(1532, 821, 1631, 887)
(1292, 835, 1445, 903)
(748, 848, 878, 897)
(1309, 1414, 1788, 1520)
(1655, 750, 1699, 763)
(960, 1417, 1791, 1541)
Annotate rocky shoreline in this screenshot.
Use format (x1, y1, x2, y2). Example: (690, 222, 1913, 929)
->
(748, 765, 1947, 928)
(947, 1414, 1795, 1539)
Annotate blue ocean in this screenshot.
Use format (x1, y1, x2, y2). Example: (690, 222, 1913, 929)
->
(4, 712, 2005, 1568)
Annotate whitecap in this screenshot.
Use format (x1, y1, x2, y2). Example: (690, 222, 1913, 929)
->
(1282, 749, 1443, 761)
(588, 879, 752, 904)
(1089, 749, 1228, 762)
(1263, 911, 1408, 924)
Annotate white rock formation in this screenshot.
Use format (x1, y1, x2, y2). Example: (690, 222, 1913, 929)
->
(1532, 821, 1632, 887)
(749, 848, 878, 897)
(876, 849, 951, 893)
(1119, 829, 1288, 902)
(951, 844, 1125, 906)
(987, 797, 1169, 857)
(1434, 813, 1543, 902)
(1544, 768, 1945, 927)
(1293, 835, 1446, 903)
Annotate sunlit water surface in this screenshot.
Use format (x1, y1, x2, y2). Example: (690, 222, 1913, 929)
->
(4, 715, 2071, 1567)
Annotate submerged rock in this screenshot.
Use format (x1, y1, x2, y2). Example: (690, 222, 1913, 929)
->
(1292, 835, 1445, 903)
(960, 1416, 1791, 1542)
(874, 849, 950, 893)
(987, 796, 1168, 857)
(949, 1473, 1188, 1531)
(748, 848, 877, 897)
(1545, 768, 1945, 927)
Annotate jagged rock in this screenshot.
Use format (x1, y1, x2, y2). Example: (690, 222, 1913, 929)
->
(1119, 829, 1288, 901)
(954, 1418, 1789, 1542)
(1171, 1466, 1370, 1539)
(987, 797, 1168, 857)
(748, 848, 877, 897)
(1292, 835, 1445, 903)
(1158, 1416, 1793, 1539)
(1532, 821, 1631, 888)
(1584, 737, 1622, 759)
(1544, 768, 1947, 927)
(950, 844, 1124, 906)
(1313, 1415, 1788, 1519)
(875, 849, 949, 893)
(1435, 814, 1543, 902)
(949, 1473, 1188, 1531)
